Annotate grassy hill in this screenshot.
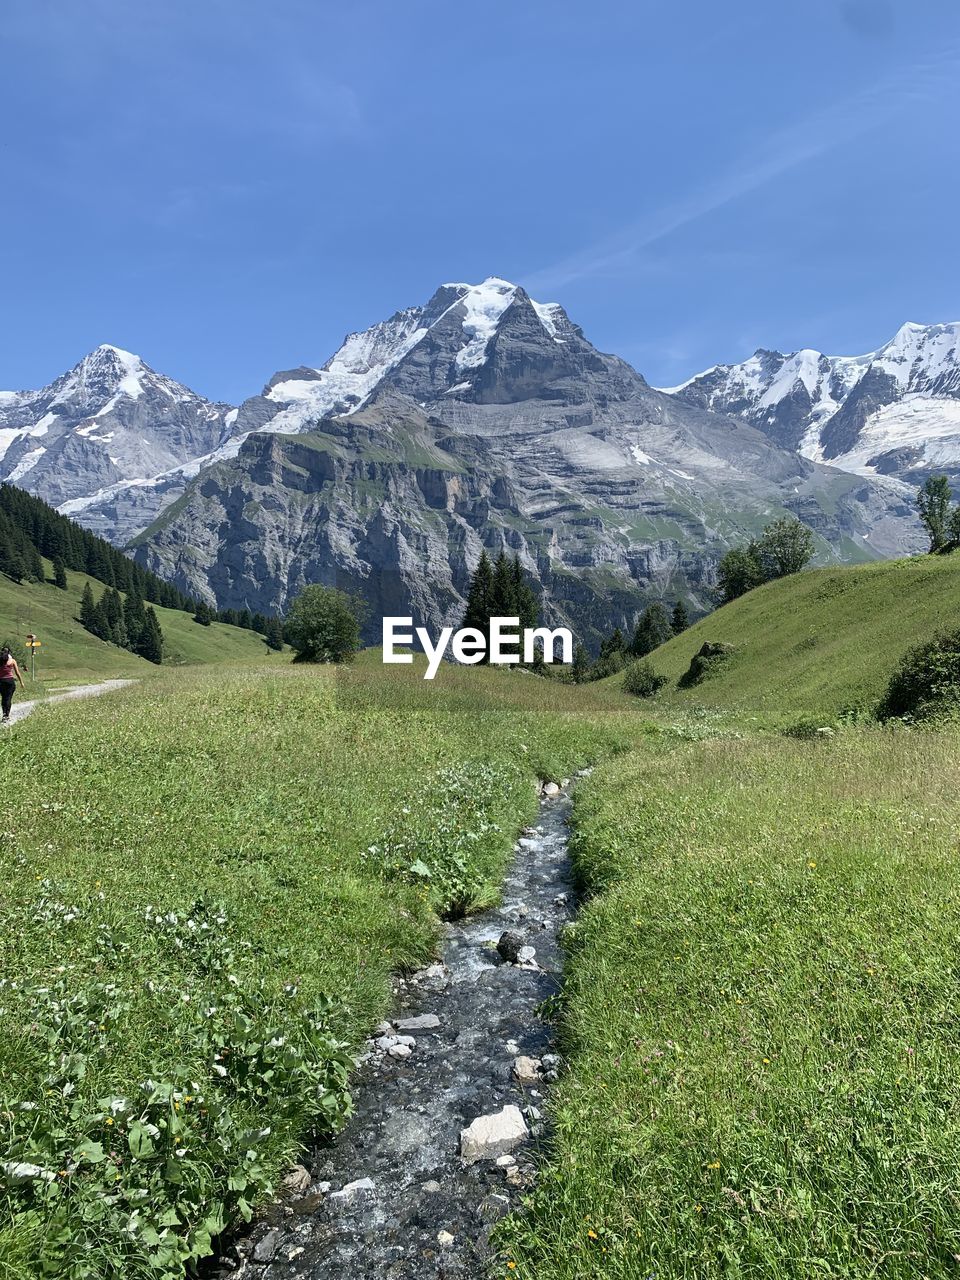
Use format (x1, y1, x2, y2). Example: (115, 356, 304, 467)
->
(0, 562, 276, 686)
(614, 553, 960, 722)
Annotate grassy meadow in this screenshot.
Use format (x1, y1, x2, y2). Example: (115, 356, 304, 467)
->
(604, 553, 960, 723)
(0, 662, 631, 1280)
(0, 562, 272, 688)
(3, 550, 960, 1280)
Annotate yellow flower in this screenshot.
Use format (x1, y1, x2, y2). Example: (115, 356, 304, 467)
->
(707, 1160, 721, 1169)
(808, 861, 817, 869)
(588, 1229, 598, 1240)
(507, 1265, 517, 1273)
(762, 1057, 770, 1064)
(105, 1117, 114, 1126)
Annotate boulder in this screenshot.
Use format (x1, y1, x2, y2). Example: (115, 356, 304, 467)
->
(460, 1105, 529, 1163)
(496, 931, 524, 963)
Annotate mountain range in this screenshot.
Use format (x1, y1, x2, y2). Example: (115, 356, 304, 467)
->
(662, 321, 960, 485)
(3, 280, 952, 645)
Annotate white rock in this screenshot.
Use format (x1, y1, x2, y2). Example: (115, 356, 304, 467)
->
(495, 1154, 517, 1168)
(513, 1055, 541, 1084)
(329, 1177, 375, 1202)
(421, 1179, 441, 1193)
(561, 778, 570, 787)
(517, 946, 536, 964)
(460, 1105, 529, 1164)
(437, 1230, 455, 1249)
(389, 1043, 412, 1059)
(375, 1035, 399, 1051)
(396, 1014, 439, 1031)
(281, 1164, 311, 1195)
(374, 1021, 394, 1036)
(542, 781, 561, 798)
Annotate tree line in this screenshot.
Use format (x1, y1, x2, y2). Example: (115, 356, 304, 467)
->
(80, 582, 164, 663)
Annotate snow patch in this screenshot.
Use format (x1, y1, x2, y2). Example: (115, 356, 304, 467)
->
(630, 445, 653, 465)
(6, 446, 46, 482)
(454, 279, 518, 369)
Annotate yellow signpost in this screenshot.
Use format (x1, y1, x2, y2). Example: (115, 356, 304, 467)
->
(25, 634, 40, 681)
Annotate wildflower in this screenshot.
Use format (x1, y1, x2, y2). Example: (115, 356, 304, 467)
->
(707, 1160, 720, 1169)
(588, 1229, 598, 1240)
(808, 861, 817, 869)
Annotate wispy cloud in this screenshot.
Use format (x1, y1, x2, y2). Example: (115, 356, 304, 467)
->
(522, 47, 960, 295)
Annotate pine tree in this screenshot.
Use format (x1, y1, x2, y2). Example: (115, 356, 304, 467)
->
(599, 627, 626, 659)
(193, 601, 213, 626)
(5, 552, 26, 584)
(510, 555, 538, 632)
(671, 600, 689, 635)
(571, 644, 590, 684)
(264, 617, 285, 651)
(124, 587, 146, 647)
(79, 582, 96, 628)
(135, 608, 164, 664)
(631, 603, 672, 657)
(53, 557, 67, 590)
(462, 551, 494, 632)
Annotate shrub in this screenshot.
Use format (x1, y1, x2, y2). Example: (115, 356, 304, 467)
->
(622, 660, 667, 699)
(877, 629, 960, 721)
(285, 585, 364, 663)
(678, 641, 735, 689)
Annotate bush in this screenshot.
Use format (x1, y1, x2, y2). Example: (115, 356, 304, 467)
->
(285, 586, 364, 663)
(678, 641, 735, 689)
(622, 660, 667, 699)
(877, 629, 960, 721)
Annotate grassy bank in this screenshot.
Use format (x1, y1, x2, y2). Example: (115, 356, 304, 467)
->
(502, 723, 960, 1278)
(606, 554, 960, 723)
(0, 563, 272, 686)
(0, 663, 630, 1280)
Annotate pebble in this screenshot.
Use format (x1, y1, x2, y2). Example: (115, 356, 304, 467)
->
(495, 1154, 517, 1168)
(395, 1014, 440, 1031)
(329, 1177, 376, 1203)
(542, 781, 561, 798)
(517, 945, 536, 964)
(437, 1230, 455, 1249)
(374, 1021, 394, 1036)
(252, 1229, 279, 1263)
(513, 1055, 541, 1084)
(281, 1165, 311, 1196)
(388, 1043, 412, 1059)
(421, 1180, 441, 1193)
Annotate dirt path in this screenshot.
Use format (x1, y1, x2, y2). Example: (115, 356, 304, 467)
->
(4, 679, 138, 726)
(210, 777, 587, 1279)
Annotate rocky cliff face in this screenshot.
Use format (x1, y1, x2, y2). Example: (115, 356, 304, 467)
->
(662, 321, 960, 490)
(0, 345, 234, 540)
(131, 281, 922, 648)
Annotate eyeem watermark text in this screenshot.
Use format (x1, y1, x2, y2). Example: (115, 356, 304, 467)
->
(383, 617, 573, 680)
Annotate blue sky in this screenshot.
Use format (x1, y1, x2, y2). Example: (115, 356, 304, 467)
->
(2, 0, 959, 403)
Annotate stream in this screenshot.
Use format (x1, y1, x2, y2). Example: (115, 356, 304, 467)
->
(213, 779, 581, 1279)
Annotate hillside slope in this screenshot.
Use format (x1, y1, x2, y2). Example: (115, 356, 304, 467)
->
(0, 564, 274, 684)
(622, 554, 960, 719)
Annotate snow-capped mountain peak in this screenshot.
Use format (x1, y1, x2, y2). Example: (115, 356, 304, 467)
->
(252, 277, 570, 435)
(661, 320, 960, 482)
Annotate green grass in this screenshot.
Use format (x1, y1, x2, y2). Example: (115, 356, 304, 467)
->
(502, 723, 960, 1278)
(607, 554, 960, 723)
(0, 565, 274, 688)
(0, 662, 632, 1280)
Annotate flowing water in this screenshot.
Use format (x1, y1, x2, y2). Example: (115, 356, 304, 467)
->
(214, 783, 579, 1279)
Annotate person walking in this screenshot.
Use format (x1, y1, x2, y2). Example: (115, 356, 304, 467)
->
(0, 646, 25, 725)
